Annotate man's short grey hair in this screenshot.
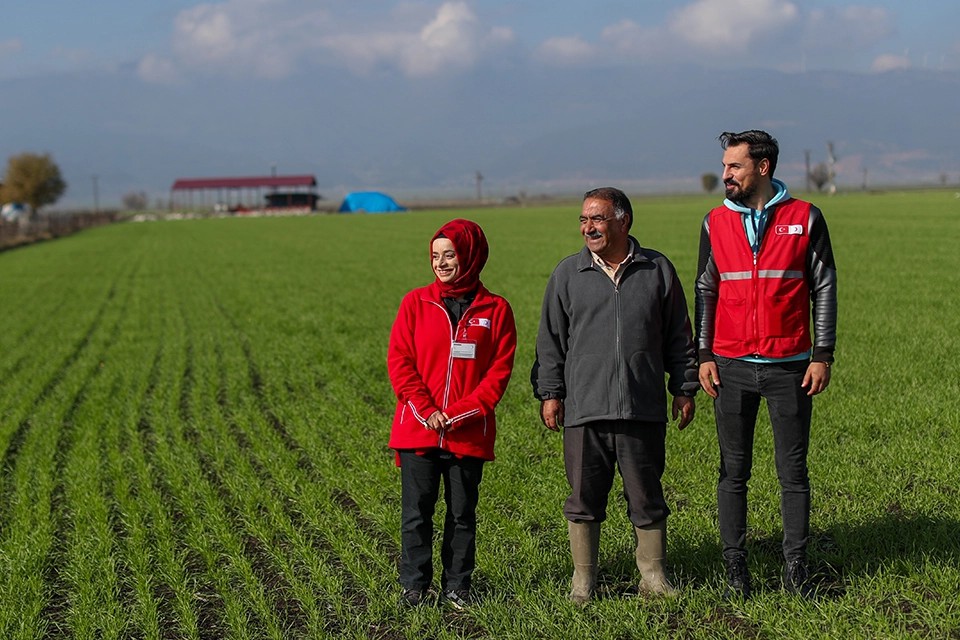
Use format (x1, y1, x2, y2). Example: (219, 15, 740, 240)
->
(583, 187, 633, 229)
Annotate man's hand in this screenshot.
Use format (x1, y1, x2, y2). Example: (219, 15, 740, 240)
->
(802, 362, 831, 396)
(426, 410, 449, 431)
(672, 395, 695, 430)
(699, 362, 721, 398)
(540, 399, 564, 432)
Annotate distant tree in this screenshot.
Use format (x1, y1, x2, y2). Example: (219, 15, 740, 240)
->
(701, 172, 720, 193)
(2, 152, 67, 214)
(122, 190, 149, 210)
(808, 163, 831, 192)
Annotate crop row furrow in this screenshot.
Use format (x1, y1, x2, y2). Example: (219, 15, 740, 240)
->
(42, 261, 144, 637)
(37, 378, 95, 636)
(0, 268, 124, 514)
(189, 436, 315, 636)
(106, 334, 185, 640)
(149, 320, 236, 639)
(130, 411, 201, 640)
(215, 418, 380, 636)
(194, 305, 410, 631)
(235, 339, 404, 557)
(0, 257, 141, 637)
(0, 284, 68, 361)
(116, 288, 212, 639)
(207, 328, 379, 633)
(208, 407, 373, 637)
(154, 300, 306, 638)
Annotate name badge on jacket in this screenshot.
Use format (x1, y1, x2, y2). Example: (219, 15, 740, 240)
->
(451, 341, 477, 359)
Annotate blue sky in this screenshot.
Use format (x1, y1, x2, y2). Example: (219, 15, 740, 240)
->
(3, 1, 960, 207)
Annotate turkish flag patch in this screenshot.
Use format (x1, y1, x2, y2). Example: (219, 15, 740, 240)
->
(775, 224, 804, 235)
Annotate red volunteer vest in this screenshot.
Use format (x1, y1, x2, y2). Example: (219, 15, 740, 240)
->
(709, 198, 812, 358)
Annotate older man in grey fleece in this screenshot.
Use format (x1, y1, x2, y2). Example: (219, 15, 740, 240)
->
(531, 186, 698, 604)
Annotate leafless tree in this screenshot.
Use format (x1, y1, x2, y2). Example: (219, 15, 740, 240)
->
(122, 191, 149, 210)
(808, 163, 831, 192)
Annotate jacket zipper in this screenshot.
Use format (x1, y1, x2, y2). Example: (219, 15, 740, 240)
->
(429, 298, 488, 447)
(751, 208, 762, 356)
(426, 299, 457, 448)
(615, 284, 624, 416)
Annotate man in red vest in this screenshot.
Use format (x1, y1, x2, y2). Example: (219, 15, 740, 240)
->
(695, 130, 837, 600)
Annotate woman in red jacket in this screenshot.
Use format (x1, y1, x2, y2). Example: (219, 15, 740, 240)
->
(387, 218, 517, 609)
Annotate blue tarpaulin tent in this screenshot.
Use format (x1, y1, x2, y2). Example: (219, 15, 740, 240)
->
(338, 191, 406, 213)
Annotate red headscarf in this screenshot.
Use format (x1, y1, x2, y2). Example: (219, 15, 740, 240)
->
(430, 218, 489, 298)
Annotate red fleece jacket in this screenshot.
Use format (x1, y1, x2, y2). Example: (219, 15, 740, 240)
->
(387, 281, 516, 461)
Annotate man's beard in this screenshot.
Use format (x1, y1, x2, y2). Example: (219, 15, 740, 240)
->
(725, 181, 756, 203)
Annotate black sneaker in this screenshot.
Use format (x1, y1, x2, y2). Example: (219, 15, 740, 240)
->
(442, 589, 471, 610)
(723, 557, 752, 600)
(784, 560, 816, 599)
(401, 588, 426, 608)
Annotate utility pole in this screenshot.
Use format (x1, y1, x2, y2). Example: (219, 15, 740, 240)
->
(804, 150, 811, 192)
(826, 141, 837, 194)
(475, 171, 484, 201)
(92, 175, 100, 214)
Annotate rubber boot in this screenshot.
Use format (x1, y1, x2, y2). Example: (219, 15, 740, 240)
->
(568, 520, 600, 605)
(635, 520, 677, 596)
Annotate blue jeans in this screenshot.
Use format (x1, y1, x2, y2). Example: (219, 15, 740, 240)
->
(713, 356, 812, 563)
(398, 450, 484, 592)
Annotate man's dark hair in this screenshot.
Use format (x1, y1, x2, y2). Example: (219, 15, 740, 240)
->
(719, 130, 779, 177)
(583, 186, 633, 229)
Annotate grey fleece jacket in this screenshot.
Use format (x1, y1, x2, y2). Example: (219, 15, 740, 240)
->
(531, 237, 699, 426)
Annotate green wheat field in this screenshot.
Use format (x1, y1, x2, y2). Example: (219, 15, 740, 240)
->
(1, 191, 958, 639)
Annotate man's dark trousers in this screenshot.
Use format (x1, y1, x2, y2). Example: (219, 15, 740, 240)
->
(713, 356, 813, 563)
(562, 420, 669, 527)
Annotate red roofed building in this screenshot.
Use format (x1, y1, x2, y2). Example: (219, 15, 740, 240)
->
(170, 174, 320, 212)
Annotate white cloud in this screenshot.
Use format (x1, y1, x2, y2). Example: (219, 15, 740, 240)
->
(137, 53, 180, 84)
(546, 0, 805, 67)
(167, 0, 331, 78)
(600, 20, 662, 58)
(51, 46, 101, 68)
(835, 6, 893, 41)
(534, 36, 597, 66)
(322, 2, 514, 76)
(871, 53, 911, 72)
(556, 1, 904, 72)
(803, 6, 894, 50)
(135, 0, 929, 81)
(668, 0, 799, 53)
(402, 1, 489, 74)
(141, 0, 513, 81)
